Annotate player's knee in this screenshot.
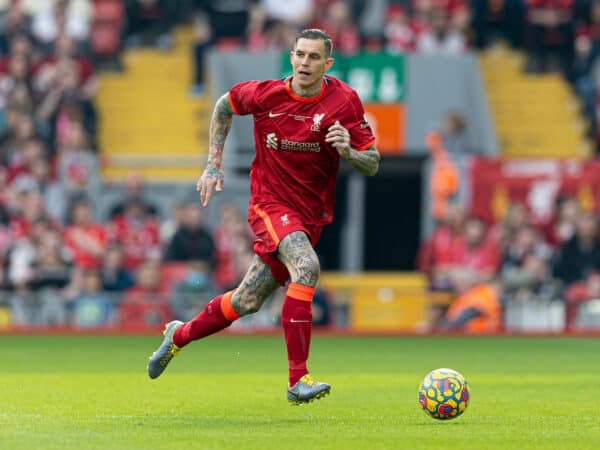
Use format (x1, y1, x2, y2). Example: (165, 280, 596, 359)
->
(294, 253, 320, 285)
(235, 295, 263, 315)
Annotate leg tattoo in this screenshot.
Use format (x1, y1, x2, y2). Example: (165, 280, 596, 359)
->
(277, 231, 320, 287)
(232, 256, 281, 315)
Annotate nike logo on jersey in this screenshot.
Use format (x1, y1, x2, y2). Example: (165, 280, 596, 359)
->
(290, 319, 311, 323)
(269, 111, 286, 118)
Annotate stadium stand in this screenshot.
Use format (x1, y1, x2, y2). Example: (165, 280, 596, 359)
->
(3, 0, 600, 333)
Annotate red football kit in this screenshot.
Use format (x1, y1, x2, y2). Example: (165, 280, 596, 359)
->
(228, 75, 376, 284)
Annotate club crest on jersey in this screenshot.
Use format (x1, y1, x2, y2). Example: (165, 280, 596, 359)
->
(266, 132, 278, 149)
(311, 113, 325, 132)
(281, 214, 289, 226)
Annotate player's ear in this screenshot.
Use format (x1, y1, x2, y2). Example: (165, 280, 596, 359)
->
(289, 50, 295, 65)
(325, 57, 334, 72)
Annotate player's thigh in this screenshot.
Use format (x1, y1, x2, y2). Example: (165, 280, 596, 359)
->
(233, 255, 281, 314)
(277, 231, 320, 286)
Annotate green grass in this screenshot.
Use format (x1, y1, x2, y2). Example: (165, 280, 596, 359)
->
(1, 335, 600, 450)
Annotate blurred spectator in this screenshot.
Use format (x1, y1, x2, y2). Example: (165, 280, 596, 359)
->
(30, 0, 93, 47)
(261, 0, 313, 27)
(501, 224, 553, 275)
(488, 203, 530, 252)
(312, 0, 361, 55)
(71, 269, 115, 328)
(573, 0, 600, 145)
(416, 7, 467, 54)
(553, 210, 600, 286)
(384, 4, 415, 54)
(125, 0, 178, 50)
(471, 0, 525, 49)
(159, 200, 186, 245)
(440, 111, 472, 154)
(213, 202, 253, 290)
(449, 216, 500, 292)
(29, 228, 72, 291)
(525, 0, 575, 74)
(190, 10, 211, 96)
(171, 259, 216, 320)
(100, 244, 135, 292)
(63, 197, 107, 269)
(27, 156, 66, 223)
(120, 259, 172, 327)
(56, 120, 101, 203)
(197, 0, 252, 47)
(108, 172, 159, 219)
(438, 281, 503, 333)
(548, 196, 580, 245)
(417, 202, 466, 290)
(107, 197, 161, 270)
(165, 201, 215, 264)
(9, 227, 72, 326)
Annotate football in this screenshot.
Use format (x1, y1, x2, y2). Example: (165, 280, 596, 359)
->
(418, 368, 470, 420)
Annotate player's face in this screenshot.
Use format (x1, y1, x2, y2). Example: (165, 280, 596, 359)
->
(290, 38, 334, 90)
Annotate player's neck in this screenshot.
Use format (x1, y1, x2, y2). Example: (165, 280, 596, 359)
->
(290, 78, 323, 98)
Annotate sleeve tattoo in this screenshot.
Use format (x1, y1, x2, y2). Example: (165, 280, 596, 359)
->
(345, 147, 380, 176)
(206, 93, 234, 172)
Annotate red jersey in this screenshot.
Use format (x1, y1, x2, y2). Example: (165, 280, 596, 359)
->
(63, 224, 108, 269)
(228, 76, 375, 226)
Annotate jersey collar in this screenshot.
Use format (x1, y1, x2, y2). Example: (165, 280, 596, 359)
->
(285, 77, 327, 103)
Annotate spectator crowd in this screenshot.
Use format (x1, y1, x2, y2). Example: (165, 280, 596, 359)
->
(418, 195, 600, 332)
(5, 0, 600, 331)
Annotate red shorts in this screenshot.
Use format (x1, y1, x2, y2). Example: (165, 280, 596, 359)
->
(248, 203, 323, 286)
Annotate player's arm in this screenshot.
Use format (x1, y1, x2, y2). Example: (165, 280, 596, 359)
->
(197, 92, 234, 206)
(325, 121, 380, 176)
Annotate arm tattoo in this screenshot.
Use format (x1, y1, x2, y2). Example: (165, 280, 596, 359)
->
(206, 93, 234, 172)
(232, 256, 281, 315)
(277, 231, 320, 287)
(345, 147, 380, 176)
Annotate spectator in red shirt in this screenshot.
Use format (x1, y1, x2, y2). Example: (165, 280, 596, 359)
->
(120, 259, 173, 328)
(385, 5, 415, 54)
(63, 197, 107, 270)
(417, 202, 467, 290)
(313, 0, 361, 56)
(107, 198, 161, 270)
(450, 216, 500, 293)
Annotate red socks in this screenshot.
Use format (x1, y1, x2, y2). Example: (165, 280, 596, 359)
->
(281, 282, 315, 386)
(173, 290, 240, 348)
(173, 283, 315, 387)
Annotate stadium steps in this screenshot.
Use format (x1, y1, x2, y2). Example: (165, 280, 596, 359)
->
(480, 45, 592, 158)
(98, 27, 211, 182)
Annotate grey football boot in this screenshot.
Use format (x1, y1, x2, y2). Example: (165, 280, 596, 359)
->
(148, 320, 183, 379)
(287, 375, 331, 405)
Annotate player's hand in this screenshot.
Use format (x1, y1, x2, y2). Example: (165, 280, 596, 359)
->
(196, 166, 224, 207)
(326, 121, 351, 159)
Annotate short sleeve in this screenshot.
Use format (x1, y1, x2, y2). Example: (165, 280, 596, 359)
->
(228, 80, 261, 115)
(345, 90, 376, 151)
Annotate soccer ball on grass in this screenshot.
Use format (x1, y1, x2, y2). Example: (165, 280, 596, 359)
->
(418, 368, 470, 420)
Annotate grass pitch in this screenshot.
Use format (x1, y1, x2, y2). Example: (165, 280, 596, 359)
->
(1, 335, 600, 450)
